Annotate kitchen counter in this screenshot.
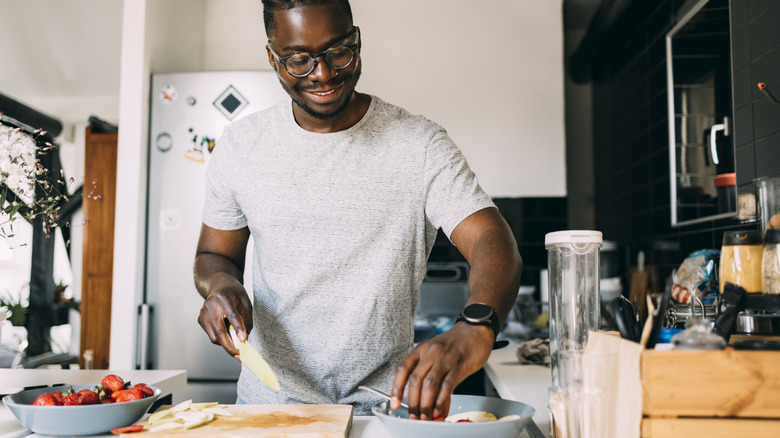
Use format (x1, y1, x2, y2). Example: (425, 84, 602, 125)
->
(484, 338, 551, 436)
(0, 369, 187, 438)
(0, 343, 550, 438)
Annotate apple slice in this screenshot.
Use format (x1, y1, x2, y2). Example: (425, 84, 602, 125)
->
(184, 412, 215, 429)
(148, 408, 172, 425)
(190, 402, 219, 410)
(169, 399, 192, 413)
(148, 421, 184, 433)
(202, 406, 234, 417)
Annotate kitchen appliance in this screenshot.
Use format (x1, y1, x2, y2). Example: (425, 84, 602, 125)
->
(142, 71, 287, 403)
(414, 262, 469, 342)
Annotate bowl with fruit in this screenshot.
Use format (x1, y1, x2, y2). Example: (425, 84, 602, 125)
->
(371, 394, 535, 438)
(2, 374, 160, 436)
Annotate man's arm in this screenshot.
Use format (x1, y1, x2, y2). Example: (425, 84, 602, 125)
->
(390, 207, 522, 420)
(194, 223, 253, 357)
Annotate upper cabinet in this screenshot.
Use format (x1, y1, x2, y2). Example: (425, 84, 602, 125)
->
(666, 0, 736, 226)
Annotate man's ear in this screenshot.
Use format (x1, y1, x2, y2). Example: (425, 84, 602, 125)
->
(265, 45, 277, 72)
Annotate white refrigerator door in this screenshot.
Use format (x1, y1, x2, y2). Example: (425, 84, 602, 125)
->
(145, 71, 287, 379)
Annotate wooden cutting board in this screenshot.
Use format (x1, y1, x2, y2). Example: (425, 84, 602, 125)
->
(126, 404, 353, 437)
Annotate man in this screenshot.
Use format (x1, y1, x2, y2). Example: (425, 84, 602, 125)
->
(194, 0, 522, 420)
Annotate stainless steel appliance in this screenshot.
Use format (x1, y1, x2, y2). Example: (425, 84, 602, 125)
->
(142, 71, 287, 403)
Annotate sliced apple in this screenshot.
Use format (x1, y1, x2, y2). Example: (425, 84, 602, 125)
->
(184, 412, 215, 429)
(202, 406, 234, 417)
(147, 408, 172, 425)
(498, 414, 523, 422)
(190, 402, 219, 410)
(169, 399, 192, 413)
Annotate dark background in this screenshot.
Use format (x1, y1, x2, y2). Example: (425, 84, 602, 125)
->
(430, 0, 780, 293)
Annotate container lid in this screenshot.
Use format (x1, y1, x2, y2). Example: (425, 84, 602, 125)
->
(714, 173, 736, 187)
(722, 230, 763, 246)
(545, 230, 603, 247)
(766, 229, 780, 244)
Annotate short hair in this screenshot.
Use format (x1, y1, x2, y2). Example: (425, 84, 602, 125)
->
(263, 0, 353, 38)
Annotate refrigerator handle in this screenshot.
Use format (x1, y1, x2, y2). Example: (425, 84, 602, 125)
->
(137, 303, 151, 370)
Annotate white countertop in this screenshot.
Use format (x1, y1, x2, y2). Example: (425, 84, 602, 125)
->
(0, 369, 187, 438)
(0, 344, 550, 438)
(483, 338, 551, 436)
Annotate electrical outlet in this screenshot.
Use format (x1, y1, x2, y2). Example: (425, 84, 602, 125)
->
(160, 209, 182, 230)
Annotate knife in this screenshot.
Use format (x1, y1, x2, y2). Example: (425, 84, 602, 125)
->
(229, 326, 281, 391)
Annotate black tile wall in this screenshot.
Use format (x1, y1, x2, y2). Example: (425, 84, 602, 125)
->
(585, 0, 780, 281)
(428, 197, 567, 285)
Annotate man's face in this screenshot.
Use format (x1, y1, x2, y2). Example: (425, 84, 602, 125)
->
(266, 3, 361, 121)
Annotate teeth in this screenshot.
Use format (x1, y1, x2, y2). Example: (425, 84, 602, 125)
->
(310, 89, 335, 96)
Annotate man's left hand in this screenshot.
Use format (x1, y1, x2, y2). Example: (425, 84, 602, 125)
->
(390, 322, 494, 420)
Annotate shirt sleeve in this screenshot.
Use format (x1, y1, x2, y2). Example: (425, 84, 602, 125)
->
(202, 126, 248, 230)
(423, 129, 495, 238)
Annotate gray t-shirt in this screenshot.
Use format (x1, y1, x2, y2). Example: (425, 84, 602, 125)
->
(203, 95, 495, 414)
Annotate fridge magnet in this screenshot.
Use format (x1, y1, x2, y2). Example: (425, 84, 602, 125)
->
(155, 132, 173, 153)
(213, 85, 249, 120)
(160, 85, 178, 104)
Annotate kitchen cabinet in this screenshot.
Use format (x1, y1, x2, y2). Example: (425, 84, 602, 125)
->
(81, 127, 118, 369)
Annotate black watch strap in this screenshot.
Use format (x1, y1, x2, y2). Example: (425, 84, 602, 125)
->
(457, 304, 508, 350)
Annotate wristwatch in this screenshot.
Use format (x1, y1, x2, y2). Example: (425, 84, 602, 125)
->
(456, 303, 509, 349)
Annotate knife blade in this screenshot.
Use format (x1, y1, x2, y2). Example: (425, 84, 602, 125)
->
(229, 326, 281, 391)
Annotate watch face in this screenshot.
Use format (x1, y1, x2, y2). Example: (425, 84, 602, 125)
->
(463, 304, 493, 320)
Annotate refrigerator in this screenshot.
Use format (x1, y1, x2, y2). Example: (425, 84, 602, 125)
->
(143, 71, 287, 403)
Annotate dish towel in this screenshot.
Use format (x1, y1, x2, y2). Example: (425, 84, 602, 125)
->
(515, 338, 550, 365)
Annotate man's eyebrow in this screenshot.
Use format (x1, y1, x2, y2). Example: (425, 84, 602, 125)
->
(281, 29, 354, 53)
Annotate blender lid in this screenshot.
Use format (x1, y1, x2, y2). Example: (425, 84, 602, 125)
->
(545, 230, 603, 246)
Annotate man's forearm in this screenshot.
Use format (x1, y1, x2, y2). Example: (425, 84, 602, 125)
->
(193, 252, 245, 299)
(465, 228, 523, 325)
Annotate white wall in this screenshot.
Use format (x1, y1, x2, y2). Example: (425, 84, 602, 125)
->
(5, 0, 567, 368)
(194, 0, 566, 197)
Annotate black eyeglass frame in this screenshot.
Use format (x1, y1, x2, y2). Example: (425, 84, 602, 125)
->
(268, 27, 361, 78)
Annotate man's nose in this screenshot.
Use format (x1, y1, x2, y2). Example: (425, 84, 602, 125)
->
(307, 57, 338, 82)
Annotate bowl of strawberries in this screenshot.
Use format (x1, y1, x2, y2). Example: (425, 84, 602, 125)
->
(2, 374, 160, 436)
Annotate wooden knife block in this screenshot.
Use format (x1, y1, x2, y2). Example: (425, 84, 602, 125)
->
(640, 348, 780, 437)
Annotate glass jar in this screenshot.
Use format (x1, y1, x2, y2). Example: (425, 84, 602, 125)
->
(720, 231, 763, 293)
(763, 229, 780, 295)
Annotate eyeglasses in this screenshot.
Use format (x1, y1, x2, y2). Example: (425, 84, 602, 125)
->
(268, 27, 360, 78)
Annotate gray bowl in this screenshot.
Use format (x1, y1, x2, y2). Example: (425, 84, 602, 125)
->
(372, 394, 535, 438)
(3, 384, 160, 436)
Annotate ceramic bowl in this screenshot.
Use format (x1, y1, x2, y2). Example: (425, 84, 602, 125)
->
(3, 384, 160, 436)
(372, 394, 535, 438)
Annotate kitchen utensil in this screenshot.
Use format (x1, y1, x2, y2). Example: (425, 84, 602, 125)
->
(735, 310, 780, 335)
(628, 251, 650, 323)
(645, 274, 673, 349)
(229, 326, 280, 391)
(371, 394, 535, 438)
(612, 296, 639, 342)
(134, 404, 353, 436)
(2, 384, 160, 436)
(357, 386, 408, 409)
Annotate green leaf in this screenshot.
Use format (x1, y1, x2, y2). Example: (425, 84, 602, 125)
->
(0, 188, 6, 207)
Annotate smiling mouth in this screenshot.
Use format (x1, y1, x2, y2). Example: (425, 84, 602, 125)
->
(302, 81, 345, 97)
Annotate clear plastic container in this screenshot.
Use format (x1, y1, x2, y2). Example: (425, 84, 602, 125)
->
(763, 229, 780, 295)
(756, 176, 780, 234)
(720, 230, 763, 293)
(545, 230, 602, 390)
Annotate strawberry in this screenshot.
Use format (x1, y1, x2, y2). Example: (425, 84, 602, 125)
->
(101, 374, 125, 394)
(133, 383, 153, 397)
(115, 387, 145, 403)
(31, 393, 58, 406)
(77, 389, 100, 405)
(62, 393, 82, 405)
(110, 389, 126, 402)
(111, 425, 144, 434)
(51, 391, 65, 404)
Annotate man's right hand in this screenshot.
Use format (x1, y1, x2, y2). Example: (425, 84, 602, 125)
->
(193, 224, 252, 359)
(197, 273, 253, 357)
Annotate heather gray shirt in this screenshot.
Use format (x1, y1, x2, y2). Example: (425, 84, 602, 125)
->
(203, 95, 495, 414)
